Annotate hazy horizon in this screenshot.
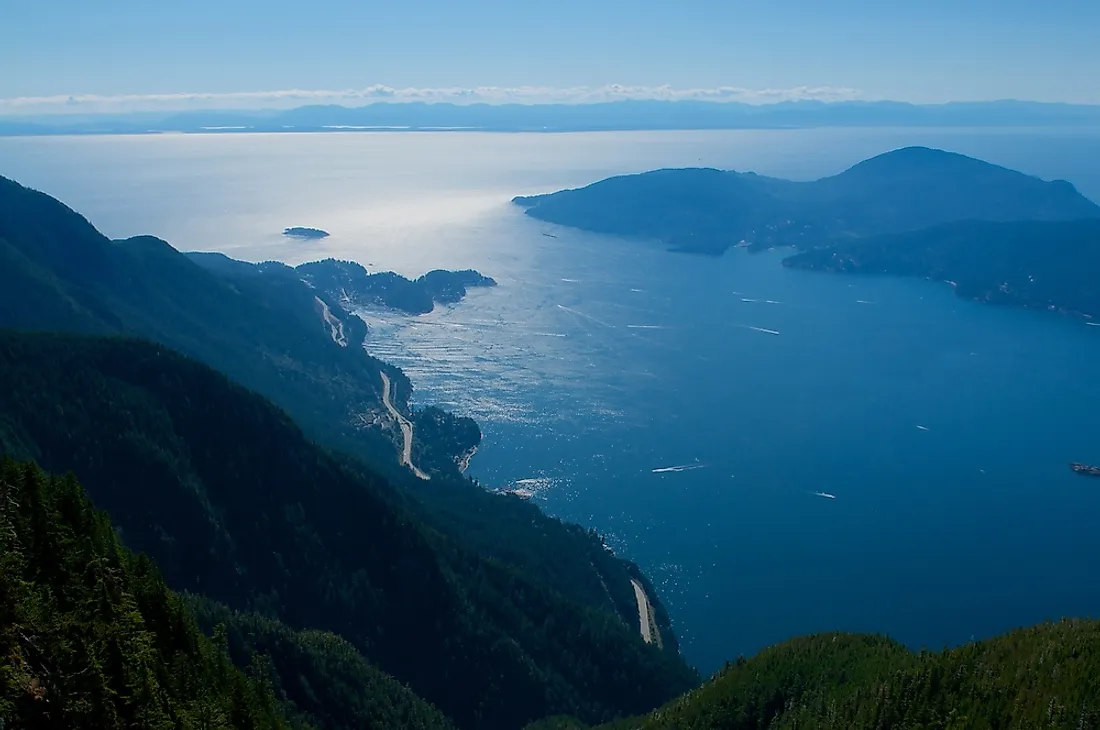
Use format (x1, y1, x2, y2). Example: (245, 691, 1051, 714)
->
(4, 1, 1100, 116)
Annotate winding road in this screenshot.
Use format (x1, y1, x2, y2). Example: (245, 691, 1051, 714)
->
(379, 371, 430, 480)
(631, 578, 662, 647)
(315, 296, 347, 347)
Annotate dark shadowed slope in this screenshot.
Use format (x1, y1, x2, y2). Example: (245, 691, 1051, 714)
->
(0, 174, 402, 471)
(188, 598, 455, 730)
(515, 147, 1100, 254)
(0, 331, 698, 729)
(784, 218, 1100, 318)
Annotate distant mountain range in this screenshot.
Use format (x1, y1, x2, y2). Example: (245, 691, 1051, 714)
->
(4, 99, 1100, 136)
(516, 146, 1100, 319)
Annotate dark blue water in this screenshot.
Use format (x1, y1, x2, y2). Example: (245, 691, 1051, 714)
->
(367, 231, 1100, 673)
(3, 128, 1099, 674)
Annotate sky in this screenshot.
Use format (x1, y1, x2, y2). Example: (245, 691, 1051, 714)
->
(2, 0, 1099, 114)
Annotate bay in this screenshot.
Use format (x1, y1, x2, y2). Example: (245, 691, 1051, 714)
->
(3, 127, 1099, 674)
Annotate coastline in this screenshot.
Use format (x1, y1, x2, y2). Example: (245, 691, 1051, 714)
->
(456, 445, 478, 473)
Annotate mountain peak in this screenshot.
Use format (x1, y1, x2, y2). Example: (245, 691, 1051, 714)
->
(837, 145, 1000, 178)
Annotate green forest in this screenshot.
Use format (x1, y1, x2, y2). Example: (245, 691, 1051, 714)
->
(572, 623, 1100, 729)
(0, 459, 288, 729)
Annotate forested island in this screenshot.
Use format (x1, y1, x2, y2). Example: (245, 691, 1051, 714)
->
(514, 146, 1100, 255)
(283, 226, 330, 239)
(514, 146, 1100, 322)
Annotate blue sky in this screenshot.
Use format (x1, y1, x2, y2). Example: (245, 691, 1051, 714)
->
(2, 0, 1099, 113)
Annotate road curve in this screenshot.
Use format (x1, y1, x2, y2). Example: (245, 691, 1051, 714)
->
(379, 371, 430, 480)
(631, 578, 661, 646)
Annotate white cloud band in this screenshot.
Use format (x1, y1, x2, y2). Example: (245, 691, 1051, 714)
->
(0, 84, 863, 116)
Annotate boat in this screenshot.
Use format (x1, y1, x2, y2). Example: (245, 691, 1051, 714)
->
(1070, 462, 1100, 477)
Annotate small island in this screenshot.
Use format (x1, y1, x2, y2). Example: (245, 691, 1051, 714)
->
(283, 227, 330, 240)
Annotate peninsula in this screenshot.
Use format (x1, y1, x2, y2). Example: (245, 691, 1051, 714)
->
(187, 253, 497, 315)
(297, 259, 497, 314)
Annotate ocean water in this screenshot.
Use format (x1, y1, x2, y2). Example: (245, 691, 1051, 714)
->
(3, 127, 1100, 674)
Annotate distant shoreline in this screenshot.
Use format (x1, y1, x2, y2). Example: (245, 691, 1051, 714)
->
(5, 99, 1100, 138)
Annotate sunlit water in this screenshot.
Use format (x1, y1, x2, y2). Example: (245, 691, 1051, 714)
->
(4, 128, 1100, 674)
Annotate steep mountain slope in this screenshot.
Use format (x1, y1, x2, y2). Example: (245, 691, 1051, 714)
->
(0, 174, 682, 673)
(514, 147, 1100, 254)
(188, 598, 455, 730)
(783, 218, 1100, 318)
(0, 459, 289, 729)
(0, 174, 400, 472)
(585, 621, 1100, 729)
(0, 330, 698, 728)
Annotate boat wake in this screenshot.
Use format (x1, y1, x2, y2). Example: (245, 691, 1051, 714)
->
(556, 304, 612, 327)
(627, 324, 664, 329)
(812, 491, 837, 500)
(652, 463, 707, 474)
(916, 424, 930, 431)
(740, 325, 781, 336)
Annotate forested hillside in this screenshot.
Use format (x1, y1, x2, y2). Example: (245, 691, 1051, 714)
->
(0, 330, 697, 728)
(0, 459, 288, 729)
(188, 599, 454, 730)
(551, 623, 1100, 729)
